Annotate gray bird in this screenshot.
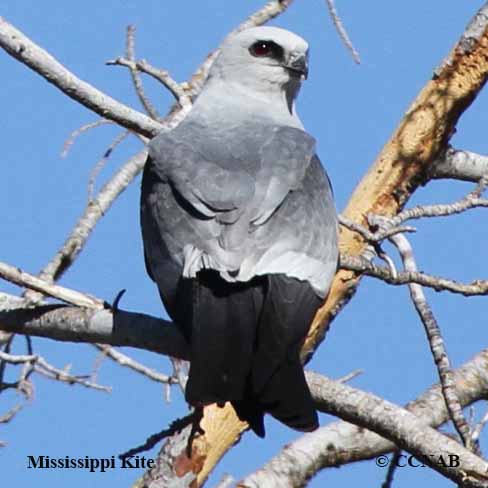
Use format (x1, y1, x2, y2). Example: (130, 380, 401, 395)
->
(140, 26, 338, 436)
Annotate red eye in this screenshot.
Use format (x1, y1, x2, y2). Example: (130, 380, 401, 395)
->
(251, 42, 271, 57)
(249, 40, 284, 60)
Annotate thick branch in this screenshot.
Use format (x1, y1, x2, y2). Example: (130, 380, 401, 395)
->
(310, 373, 487, 486)
(0, 17, 162, 137)
(0, 293, 188, 359)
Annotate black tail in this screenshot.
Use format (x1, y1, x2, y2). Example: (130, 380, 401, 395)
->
(175, 270, 320, 436)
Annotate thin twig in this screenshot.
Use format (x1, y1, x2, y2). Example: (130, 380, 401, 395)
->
(119, 413, 195, 459)
(170, 357, 189, 393)
(61, 119, 114, 158)
(386, 228, 473, 450)
(0, 335, 14, 394)
(0, 351, 110, 392)
(381, 450, 402, 488)
(471, 405, 488, 446)
(324, 0, 361, 63)
(339, 215, 416, 242)
(377, 250, 398, 278)
(0, 261, 104, 309)
(340, 179, 487, 246)
(33, 363, 109, 391)
(0, 404, 22, 424)
(337, 369, 363, 383)
(87, 130, 131, 202)
(340, 254, 488, 296)
(382, 178, 488, 229)
(214, 474, 236, 488)
(95, 344, 175, 384)
(125, 25, 159, 120)
(107, 57, 191, 109)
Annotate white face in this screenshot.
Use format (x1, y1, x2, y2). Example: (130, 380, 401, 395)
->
(211, 26, 309, 92)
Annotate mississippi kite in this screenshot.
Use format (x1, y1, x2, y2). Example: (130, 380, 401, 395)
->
(141, 26, 338, 436)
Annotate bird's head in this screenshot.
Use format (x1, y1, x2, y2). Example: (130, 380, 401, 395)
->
(208, 26, 309, 110)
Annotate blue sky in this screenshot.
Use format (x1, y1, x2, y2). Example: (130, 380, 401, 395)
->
(1, 1, 488, 487)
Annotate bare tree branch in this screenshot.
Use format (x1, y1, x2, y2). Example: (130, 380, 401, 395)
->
(339, 215, 416, 243)
(0, 404, 22, 424)
(124, 25, 160, 120)
(0, 293, 186, 359)
(381, 450, 402, 488)
(0, 261, 104, 309)
(472, 407, 488, 446)
(94, 344, 176, 385)
(107, 57, 191, 108)
(430, 147, 488, 182)
(340, 254, 488, 296)
(341, 176, 488, 243)
(61, 119, 114, 158)
(214, 474, 236, 488)
(0, 351, 110, 392)
(241, 350, 488, 487)
(324, 0, 361, 63)
(87, 130, 131, 202)
(386, 229, 472, 449)
(383, 178, 488, 228)
(0, 17, 162, 137)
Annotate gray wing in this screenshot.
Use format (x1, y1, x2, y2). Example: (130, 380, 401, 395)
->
(141, 122, 337, 300)
(243, 154, 338, 297)
(148, 130, 256, 219)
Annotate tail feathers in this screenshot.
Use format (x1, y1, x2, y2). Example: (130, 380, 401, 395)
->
(257, 357, 318, 432)
(178, 271, 321, 436)
(181, 271, 264, 406)
(242, 274, 321, 434)
(232, 398, 265, 438)
(233, 357, 318, 435)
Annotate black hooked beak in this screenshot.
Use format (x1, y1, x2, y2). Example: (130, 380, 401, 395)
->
(284, 52, 309, 79)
